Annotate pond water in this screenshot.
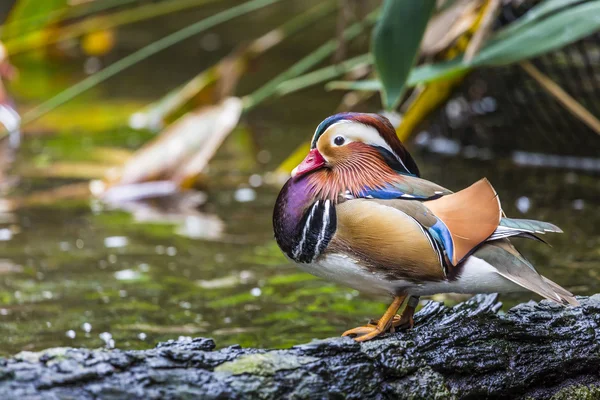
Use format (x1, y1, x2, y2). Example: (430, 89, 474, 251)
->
(0, 1, 599, 356)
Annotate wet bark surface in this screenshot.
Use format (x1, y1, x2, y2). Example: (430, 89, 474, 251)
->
(1, 294, 599, 400)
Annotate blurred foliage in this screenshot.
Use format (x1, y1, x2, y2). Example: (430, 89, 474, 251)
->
(1, 0, 67, 40)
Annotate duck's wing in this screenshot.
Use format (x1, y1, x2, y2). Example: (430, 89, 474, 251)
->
(332, 199, 446, 283)
(354, 178, 564, 269)
(357, 174, 452, 200)
(357, 178, 501, 271)
(423, 178, 502, 265)
(358, 177, 502, 265)
(472, 240, 579, 306)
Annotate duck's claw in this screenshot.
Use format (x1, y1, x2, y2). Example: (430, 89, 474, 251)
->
(394, 313, 414, 330)
(369, 314, 403, 331)
(341, 295, 406, 342)
(342, 323, 388, 342)
(342, 295, 419, 342)
(341, 324, 380, 339)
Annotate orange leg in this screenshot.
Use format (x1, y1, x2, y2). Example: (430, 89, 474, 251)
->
(388, 295, 418, 332)
(342, 295, 406, 342)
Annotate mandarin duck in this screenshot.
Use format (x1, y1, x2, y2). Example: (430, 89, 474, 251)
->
(273, 112, 578, 342)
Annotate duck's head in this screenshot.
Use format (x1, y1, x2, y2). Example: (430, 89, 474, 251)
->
(292, 112, 420, 181)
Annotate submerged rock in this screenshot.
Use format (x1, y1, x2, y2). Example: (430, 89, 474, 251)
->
(0, 294, 599, 399)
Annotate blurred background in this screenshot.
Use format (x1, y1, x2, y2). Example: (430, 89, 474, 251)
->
(0, 0, 598, 355)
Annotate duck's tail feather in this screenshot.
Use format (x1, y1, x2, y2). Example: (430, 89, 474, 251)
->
(478, 240, 576, 306)
(542, 276, 580, 306)
(488, 218, 563, 242)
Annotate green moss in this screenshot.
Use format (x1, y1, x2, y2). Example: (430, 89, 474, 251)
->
(214, 352, 318, 376)
(387, 367, 454, 400)
(267, 273, 317, 286)
(14, 347, 70, 364)
(551, 385, 600, 400)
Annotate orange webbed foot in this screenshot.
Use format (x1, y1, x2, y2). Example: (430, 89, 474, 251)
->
(342, 296, 418, 342)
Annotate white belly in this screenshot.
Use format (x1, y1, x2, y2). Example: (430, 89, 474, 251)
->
(297, 253, 524, 297)
(408, 256, 523, 296)
(298, 254, 404, 296)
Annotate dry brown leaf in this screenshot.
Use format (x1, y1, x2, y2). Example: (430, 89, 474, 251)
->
(421, 0, 483, 56)
(115, 97, 242, 186)
(464, 0, 501, 62)
(171, 97, 243, 188)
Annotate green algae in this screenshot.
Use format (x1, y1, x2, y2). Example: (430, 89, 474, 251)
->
(215, 352, 318, 376)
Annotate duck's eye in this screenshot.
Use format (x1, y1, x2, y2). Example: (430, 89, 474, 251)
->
(334, 136, 345, 146)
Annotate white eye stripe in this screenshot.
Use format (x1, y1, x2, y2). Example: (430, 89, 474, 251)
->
(319, 121, 408, 170)
(326, 122, 391, 151)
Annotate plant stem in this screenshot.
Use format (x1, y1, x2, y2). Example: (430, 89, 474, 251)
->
(520, 60, 600, 135)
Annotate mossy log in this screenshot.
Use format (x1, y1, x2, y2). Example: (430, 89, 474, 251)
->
(1, 294, 600, 400)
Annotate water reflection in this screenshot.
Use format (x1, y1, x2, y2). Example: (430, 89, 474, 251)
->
(0, 150, 597, 356)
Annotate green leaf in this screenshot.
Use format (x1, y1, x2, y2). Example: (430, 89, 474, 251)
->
(407, 59, 467, 86)
(371, 0, 436, 110)
(493, 0, 584, 41)
(406, 1, 600, 85)
(473, 1, 600, 67)
(277, 53, 372, 96)
(325, 79, 381, 92)
(347, 0, 600, 92)
(243, 9, 379, 110)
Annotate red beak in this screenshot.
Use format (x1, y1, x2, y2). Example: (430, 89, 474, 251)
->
(292, 149, 326, 178)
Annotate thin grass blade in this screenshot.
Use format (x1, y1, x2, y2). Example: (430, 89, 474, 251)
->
(134, 0, 337, 130)
(11, 0, 287, 142)
(242, 8, 380, 110)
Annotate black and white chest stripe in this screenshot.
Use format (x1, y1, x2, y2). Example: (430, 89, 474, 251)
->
(291, 200, 336, 263)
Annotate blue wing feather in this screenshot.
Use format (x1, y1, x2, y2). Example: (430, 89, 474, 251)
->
(428, 220, 454, 264)
(359, 177, 451, 200)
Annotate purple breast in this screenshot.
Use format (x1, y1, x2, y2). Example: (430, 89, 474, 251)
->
(272, 176, 336, 263)
(273, 177, 313, 246)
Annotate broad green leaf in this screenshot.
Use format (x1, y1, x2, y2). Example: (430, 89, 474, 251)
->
(473, 1, 600, 66)
(407, 60, 467, 86)
(371, 0, 436, 110)
(406, 1, 600, 84)
(338, 0, 600, 92)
